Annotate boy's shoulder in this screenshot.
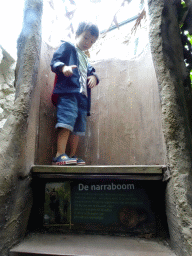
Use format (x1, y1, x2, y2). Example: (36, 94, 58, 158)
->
(60, 40, 76, 50)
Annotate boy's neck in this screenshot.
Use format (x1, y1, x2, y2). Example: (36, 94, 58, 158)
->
(76, 43, 84, 51)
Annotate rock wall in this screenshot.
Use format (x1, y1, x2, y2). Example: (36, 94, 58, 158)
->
(0, 0, 43, 255)
(148, 0, 192, 255)
(0, 47, 16, 128)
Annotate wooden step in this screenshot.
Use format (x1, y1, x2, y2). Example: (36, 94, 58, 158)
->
(10, 233, 176, 256)
(31, 165, 166, 180)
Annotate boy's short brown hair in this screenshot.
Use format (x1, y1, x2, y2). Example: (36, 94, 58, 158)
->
(76, 22, 99, 39)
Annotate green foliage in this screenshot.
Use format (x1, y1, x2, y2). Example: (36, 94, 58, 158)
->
(178, 1, 188, 26)
(187, 33, 192, 45)
(179, 1, 192, 88)
(185, 34, 192, 88)
(181, 1, 186, 8)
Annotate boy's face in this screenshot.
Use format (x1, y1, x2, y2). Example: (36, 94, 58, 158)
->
(76, 31, 97, 51)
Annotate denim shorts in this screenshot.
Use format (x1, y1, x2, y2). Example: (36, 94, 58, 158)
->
(56, 93, 88, 136)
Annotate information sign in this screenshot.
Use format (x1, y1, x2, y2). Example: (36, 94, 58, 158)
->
(43, 180, 156, 233)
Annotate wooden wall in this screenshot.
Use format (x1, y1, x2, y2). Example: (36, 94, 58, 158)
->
(35, 41, 57, 165)
(36, 42, 167, 165)
(77, 46, 167, 165)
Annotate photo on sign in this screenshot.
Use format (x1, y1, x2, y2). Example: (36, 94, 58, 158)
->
(43, 182, 71, 225)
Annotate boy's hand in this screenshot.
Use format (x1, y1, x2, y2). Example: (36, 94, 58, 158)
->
(62, 65, 77, 77)
(87, 75, 97, 88)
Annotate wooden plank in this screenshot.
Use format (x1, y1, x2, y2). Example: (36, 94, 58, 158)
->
(76, 46, 167, 165)
(32, 173, 162, 180)
(31, 165, 164, 174)
(9, 233, 176, 256)
(10, 253, 73, 256)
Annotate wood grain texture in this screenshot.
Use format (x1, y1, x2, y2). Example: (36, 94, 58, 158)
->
(36, 43, 167, 165)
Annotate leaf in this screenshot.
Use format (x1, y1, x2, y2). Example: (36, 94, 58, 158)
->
(188, 34, 192, 44)
(65, 9, 76, 20)
(181, 1, 186, 8)
(179, 6, 188, 26)
(104, 0, 129, 33)
(113, 15, 120, 29)
(124, 0, 132, 3)
(131, 9, 146, 34)
(69, 0, 76, 5)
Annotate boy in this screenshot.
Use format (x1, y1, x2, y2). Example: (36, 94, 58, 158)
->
(51, 22, 99, 165)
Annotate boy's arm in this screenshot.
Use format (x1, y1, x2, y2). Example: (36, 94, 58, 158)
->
(50, 45, 65, 74)
(87, 63, 99, 86)
(50, 42, 73, 74)
(87, 75, 97, 88)
(62, 65, 77, 77)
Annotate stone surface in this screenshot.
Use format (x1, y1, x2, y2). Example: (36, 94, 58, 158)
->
(0, 0, 43, 255)
(148, 0, 192, 255)
(0, 46, 16, 128)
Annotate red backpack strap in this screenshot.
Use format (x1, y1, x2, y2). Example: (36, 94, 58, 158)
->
(51, 74, 58, 106)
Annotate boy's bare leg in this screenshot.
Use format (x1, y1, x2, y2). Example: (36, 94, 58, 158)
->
(68, 134, 79, 157)
(56, 128, 70, 157)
